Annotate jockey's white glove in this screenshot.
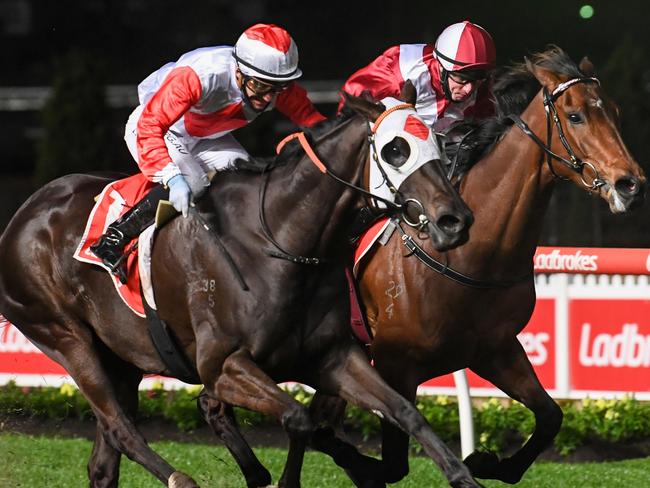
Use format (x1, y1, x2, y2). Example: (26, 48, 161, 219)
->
(167, 175, 192, 218)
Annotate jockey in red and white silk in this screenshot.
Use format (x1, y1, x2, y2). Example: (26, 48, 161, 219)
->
(342, 22, 495, 339)
(132, 41, 324, 186)
(340, 21, 496, 133)
(90, 23, 325, 284)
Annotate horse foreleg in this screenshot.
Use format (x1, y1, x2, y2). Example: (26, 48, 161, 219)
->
(318, 346, 482, 488)
(466, 339, 562, 484)
(208, 349, 314, 488)
(197, 393, 272, 487)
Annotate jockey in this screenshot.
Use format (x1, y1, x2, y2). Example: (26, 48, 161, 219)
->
(90, 23, 326, 283)
(339, 21, 496, 134)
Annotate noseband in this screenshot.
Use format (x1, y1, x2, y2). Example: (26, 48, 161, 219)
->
(507, 76, 605, 191)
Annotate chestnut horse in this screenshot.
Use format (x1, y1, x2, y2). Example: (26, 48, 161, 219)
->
(194, 48, 647, 487)
(310, 47, 646, 486)
(0, 92, 480, 487)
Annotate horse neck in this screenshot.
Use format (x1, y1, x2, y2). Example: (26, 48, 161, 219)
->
(265, 118, 369, 258)
(457, 93, 557, 274)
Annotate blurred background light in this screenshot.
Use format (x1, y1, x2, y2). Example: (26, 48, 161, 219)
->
(579, 5, 595, 19)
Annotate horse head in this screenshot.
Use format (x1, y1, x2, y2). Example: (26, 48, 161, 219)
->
(524, 48, 646, 213)
(343, 83, 473, 251)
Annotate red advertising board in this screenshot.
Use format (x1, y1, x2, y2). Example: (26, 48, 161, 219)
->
(421, 299, 556, 391)
(2, 287, 650, 397)
(569, 299, 650, 392)
(0, 318, 66, 376)
(534, 247, 650, 275)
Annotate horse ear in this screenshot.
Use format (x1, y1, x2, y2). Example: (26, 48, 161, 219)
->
(399, 80, 417, 105)
(359, 89, 376, 103)
(342, 91, 385, 121)
(579, 56, 596, 77)
(525, 57, 561, 88)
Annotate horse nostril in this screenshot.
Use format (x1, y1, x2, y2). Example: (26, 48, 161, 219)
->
(437, 214, 464, 235)
(615, 177, 640, 197)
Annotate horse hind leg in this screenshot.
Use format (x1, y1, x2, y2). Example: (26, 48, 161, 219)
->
(197, 393, 272, 487)
(87, 351, 144, 487)
(466, 339, 563, 484)
(24, 318, 199, 487)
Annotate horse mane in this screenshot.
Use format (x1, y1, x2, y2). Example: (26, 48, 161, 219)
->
(450, 46, 585, 178)
(232, 109, 354, 173)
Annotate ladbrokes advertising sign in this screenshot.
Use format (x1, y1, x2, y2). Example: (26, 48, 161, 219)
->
(570, 299, 650, 392)
(421, 299, 556, 391)
(534, 247, 650, 275)
(0, 316, 66, 377)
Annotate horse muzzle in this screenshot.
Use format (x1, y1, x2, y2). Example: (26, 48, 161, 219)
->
(426, 206, 473, 252)
(602, 173, 646, 213)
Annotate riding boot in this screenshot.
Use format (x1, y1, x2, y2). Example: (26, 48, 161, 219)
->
(90, 185, 167, 284)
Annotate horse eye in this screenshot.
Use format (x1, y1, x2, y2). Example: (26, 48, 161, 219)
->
(380, 137, 411, 168)
(568, 112, 584, 124)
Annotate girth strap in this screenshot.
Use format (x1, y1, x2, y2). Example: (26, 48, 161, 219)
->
(143, 298, 201, 384)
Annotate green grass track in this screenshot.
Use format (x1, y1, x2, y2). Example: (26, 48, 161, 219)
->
(1, 433, 649, 487)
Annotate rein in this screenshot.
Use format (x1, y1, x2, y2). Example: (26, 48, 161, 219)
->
(395, 221, 532, 289)
(507, 76, 605, 191)
(275, 131, 403, 211)
(190, 208, 250, 291)
(263, 104, 426, 266)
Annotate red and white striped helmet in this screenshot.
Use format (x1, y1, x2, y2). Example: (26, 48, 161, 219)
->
(434, 21, 496, 72)
(233, 23, 302, 82)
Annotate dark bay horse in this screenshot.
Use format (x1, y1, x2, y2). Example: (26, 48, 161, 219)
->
(0, 92, 480, 487)
(310, 47, 646, 486)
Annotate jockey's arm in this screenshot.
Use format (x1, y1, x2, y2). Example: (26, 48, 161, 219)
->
(338, 46, 404, 113)
(275, 83, 326, 128)
(136, 67, 202, 184)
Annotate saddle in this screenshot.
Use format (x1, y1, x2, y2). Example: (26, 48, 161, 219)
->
(74, 176, 199, 382)
(74, 173, 188, 310)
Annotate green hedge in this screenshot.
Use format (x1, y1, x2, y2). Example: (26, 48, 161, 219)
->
(2, 381, 649, 456)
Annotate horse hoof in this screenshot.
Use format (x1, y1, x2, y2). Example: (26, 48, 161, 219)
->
(168, 471, 199, 488)
(463, 450, 500, 479)
(450, 479, 484, 488)
(344, 469, 386, 488)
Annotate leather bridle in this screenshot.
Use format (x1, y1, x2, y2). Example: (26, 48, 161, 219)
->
(507, 76, 605, 191)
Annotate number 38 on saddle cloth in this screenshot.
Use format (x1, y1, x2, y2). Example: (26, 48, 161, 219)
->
(73, 173, 165, 317)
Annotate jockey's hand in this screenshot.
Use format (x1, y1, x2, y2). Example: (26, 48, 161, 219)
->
(167, 175, 192, 218)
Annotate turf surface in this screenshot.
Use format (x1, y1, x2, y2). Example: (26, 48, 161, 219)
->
(1, 433, 649, 487)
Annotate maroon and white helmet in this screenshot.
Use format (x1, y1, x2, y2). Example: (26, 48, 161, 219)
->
(233, 23, 302, 82)
(434, 21, 496, 72)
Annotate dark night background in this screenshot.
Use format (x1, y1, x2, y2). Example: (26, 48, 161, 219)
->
(1, 0, 649, 246)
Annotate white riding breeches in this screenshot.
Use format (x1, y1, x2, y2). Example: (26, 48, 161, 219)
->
(124, 104, 250, 195)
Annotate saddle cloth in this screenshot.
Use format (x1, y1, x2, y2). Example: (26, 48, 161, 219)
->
(73, 173, 160, 318)
(348, 216, 393, 345)
(352, 217, 392, 277)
